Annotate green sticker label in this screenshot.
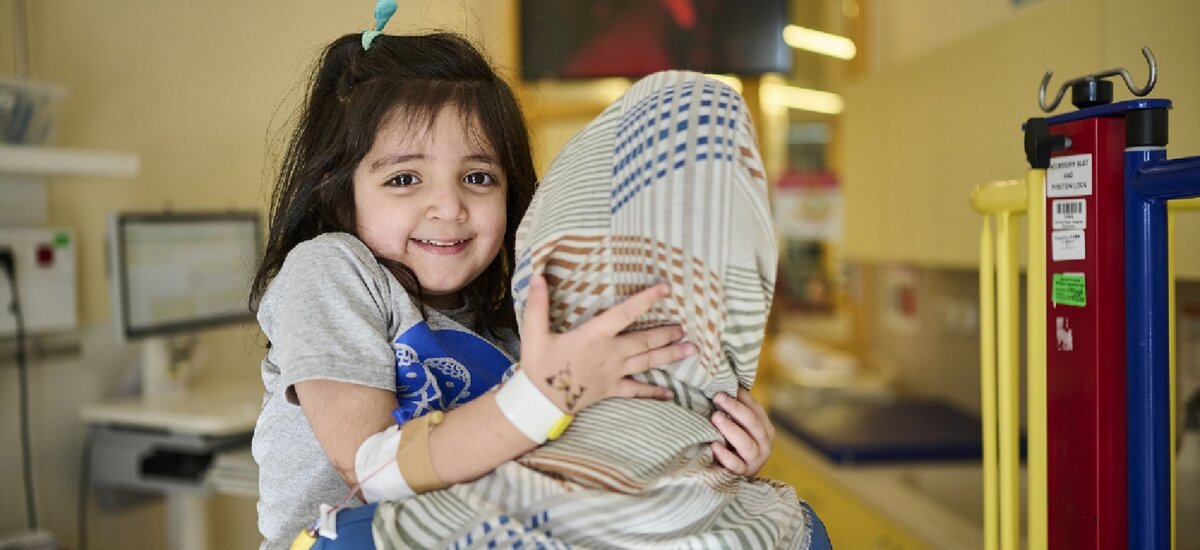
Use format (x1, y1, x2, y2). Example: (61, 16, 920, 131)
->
(1052, 273, 1086, 307)
(53, 231, 70, 248)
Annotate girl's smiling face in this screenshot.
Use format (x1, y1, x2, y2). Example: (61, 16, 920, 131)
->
(352, 105, 507, 309)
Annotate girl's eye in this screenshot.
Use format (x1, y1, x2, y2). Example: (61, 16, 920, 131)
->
(386, 173, 420, 187)
(464, 171, 498, 186)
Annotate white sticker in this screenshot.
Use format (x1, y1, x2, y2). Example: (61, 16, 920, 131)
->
(1052, 198, 1087, 230)
(1047, 154, 1094, 197)
(1051, 229, 1086, 261)
(1055, 316, 1074, 351)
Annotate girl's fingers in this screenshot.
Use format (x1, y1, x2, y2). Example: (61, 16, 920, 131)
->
(736, 386, 768, 418)
(736, 387, 776, 441)
(714, 392, 768, 449)
(710, 441, 748, 475)
(610, 378, 674, 401)
(712, 409, 760, 462)
(622, 340, 696, 375)
(715, 393, 763, 444)
(522, 275, 551, 337)
(587, 283, 670, 337)
(614, 324, 685, 357)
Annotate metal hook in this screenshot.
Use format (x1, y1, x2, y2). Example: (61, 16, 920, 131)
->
(1038, 47, 1158, 112)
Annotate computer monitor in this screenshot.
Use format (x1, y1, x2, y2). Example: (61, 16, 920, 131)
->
(107, 211, 261, 397)
(109, 211, 261, 340)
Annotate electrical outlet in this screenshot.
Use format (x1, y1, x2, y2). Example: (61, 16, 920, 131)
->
(0, 227, 77, 338)
(937, 299, 979, 336)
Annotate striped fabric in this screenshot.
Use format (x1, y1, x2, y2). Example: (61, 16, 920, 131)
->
(373, 71, 811, 549)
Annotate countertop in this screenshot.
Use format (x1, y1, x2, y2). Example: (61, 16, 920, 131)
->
(771, 393, 982, 465)
(766, 387, 986, 549)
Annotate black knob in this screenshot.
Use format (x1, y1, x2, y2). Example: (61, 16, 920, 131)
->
(1071, 79, 1113, 109)
(1126, 108, 1169, 148)
(1025, 118, 1069, 169)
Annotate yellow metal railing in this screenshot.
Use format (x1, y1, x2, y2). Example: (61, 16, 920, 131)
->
(973, 186, 1196, 550)
(971, 171, 1047, 550)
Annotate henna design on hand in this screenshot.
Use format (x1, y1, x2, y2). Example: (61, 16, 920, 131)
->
(545, 368, 586, 412)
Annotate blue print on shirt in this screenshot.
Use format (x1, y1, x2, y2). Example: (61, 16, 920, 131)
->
(392, 321, 511, 425)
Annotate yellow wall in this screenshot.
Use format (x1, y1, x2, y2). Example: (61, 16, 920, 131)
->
(0, 1, 514, 547)
(841, 0, 1200, 275)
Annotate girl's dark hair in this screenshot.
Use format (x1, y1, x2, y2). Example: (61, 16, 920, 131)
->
(252, 32, 536, 333)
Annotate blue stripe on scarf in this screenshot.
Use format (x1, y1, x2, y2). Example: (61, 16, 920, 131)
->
(612, 79, 737, 215)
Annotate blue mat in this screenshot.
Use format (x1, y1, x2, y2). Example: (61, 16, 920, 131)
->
(772, 399, 985, 465)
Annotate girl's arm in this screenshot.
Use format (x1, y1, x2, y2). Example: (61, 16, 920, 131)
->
(296, 276, 692, 489)
(294, 379, 400, 487)
(294, 378, 539, 488)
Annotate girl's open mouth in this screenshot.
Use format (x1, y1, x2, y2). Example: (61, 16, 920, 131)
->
(411, 238, 471, 254)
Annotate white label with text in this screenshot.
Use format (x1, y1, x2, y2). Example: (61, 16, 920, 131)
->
(1047, 154, 1094, 197)
(1052, 229, 1086, 261)
(1052, 198, 1087, 230)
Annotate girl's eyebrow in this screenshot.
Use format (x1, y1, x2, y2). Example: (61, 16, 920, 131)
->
(370, 154, 422, 171)
(463, 153, 499, 165)
(369, 153, 499, 172)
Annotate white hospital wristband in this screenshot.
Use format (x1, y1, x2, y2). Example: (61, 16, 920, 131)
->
(495, 368, 574, 444)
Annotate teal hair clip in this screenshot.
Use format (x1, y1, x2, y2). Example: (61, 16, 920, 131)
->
(362, 0, 397, 50)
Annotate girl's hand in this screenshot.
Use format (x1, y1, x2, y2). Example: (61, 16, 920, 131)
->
(520, 275, 695, 413)
(710, 387, 776, 477)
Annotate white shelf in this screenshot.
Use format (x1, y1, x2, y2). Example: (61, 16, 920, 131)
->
(0, 144, 139, 178)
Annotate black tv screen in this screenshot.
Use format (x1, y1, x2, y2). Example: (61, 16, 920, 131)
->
(520, 0, 791, 80)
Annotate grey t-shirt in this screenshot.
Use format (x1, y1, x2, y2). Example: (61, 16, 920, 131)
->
(251, 232, 518, 549)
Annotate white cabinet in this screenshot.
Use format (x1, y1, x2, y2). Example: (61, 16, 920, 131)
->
(0, 145, 139, 225)
(0, 144, 138, 178)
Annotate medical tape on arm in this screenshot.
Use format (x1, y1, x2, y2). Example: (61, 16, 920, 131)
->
(394, 411, 448, 493)
(354, 411, 447, 501)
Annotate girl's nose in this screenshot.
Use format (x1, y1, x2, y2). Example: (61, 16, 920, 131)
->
(426, 184, 468, 222)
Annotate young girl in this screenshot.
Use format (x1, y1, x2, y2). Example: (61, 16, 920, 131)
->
(251, 24, 776, 550)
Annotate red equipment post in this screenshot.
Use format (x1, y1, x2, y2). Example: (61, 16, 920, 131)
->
(1043, 113, 1127, 550)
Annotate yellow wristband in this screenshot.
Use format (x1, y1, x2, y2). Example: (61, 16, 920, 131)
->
(547, 413, 574, 440)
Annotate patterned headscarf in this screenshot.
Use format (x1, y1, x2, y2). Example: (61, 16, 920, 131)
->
(374, 71, 813, 549)
(510, 71, 777, 399)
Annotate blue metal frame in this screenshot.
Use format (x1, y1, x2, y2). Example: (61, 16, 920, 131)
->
(1034, 99, 1173, 127)
(1126, 145, 1200, 549)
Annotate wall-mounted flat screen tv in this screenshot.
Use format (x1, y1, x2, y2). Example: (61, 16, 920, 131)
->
(521, 0, 791, 79)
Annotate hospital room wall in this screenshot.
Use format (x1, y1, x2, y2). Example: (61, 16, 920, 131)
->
(840, 0, 1200, 272)
(0, 1, 514, 547)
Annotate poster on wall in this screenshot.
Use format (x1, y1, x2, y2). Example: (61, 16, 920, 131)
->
(774, 169, 842, 241)
(774, 169, 841, 312)
(881, 263, 920, 334)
